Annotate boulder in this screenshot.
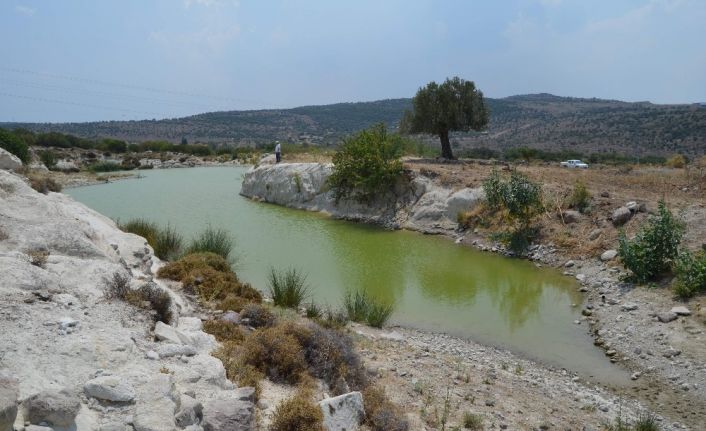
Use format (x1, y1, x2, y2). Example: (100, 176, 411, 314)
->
(612, 207, 632, 226)
(221, 311, 240, 323)
(0, 148, 22, 171)
(201, 398, 255, 431)
(84, 376, 136, 402)
(175, 395, 203, 428)
(154, 321, 193, 345)
(0, 371, 19, 431)
(318, 391, 365, 431)
(600, 250, 618, 262)
(670, 306, 691, 316)
(25, 389, 81, 427)
(657, 312, 678, 323)
(133, 398, 177, 431)
(620, 303, 638, 312)
(561, 210, 581, 224)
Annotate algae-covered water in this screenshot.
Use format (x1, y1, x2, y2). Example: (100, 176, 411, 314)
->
(68, 166, 627, 383)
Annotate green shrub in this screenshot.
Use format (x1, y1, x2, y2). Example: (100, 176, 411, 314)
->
(305, 301, 321, 318)
(186, 226, 233, 260)
(153, 224, 183, 261)
(89, 161, 124, 172)
(462, 412, 483, 430)
(632, 412, 659, 431)
(268, 267, 310, 308)
(673, 251, 706, 299)
(0, 128, 29, 164)
(328, 124, 405, 203)
(481, 170, 543, 254)
(482, 169, 504, 209)
(241, 324, 309, 384)
(38, 150, 57, 169)
(567, 180, 591, 213)
(104, 273, 173, 323)
(618, 201, 684, 283)
(343, 290, 394, 328)
(270, 390, 325, 431)
(120, 218, 159, 244)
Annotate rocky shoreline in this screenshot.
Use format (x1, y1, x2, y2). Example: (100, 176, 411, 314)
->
(241, 162, 706, 429)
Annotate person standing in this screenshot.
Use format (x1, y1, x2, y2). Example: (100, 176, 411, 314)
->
(274, 141, 281, 163)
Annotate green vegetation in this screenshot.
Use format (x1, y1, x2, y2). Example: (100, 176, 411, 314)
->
(618, 201, 684, 283)
(343, 290, 394, 328)
(567, 180, 591, 213)
(462, 412, 483, 430)
(482, 170, 543, 254)
(268, 267, 310, 308)
(673, 251, 706, 299)
(89, 161, 123, 172)
(119, 218, 184, 260)
(328, 124, 405, 203)
(401, 76, 488, 159)
(0, 127, 30, 164)
(185, 226, 234, 260)
(38, 150, 57, 169)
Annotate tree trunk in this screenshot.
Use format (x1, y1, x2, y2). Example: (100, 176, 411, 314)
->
(439, 130, 454, 160)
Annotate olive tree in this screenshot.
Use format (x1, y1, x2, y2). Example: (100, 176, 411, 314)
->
(401, 76, 488, 159)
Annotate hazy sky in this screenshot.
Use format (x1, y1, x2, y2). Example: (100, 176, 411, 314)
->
(1, 0, 705, 122)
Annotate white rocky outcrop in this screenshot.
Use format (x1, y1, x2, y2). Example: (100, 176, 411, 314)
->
(0, 170, 252, 430)
(0, 148, 22, 171)
(240, 163, 484, 233)
(319, 391, 365, 431)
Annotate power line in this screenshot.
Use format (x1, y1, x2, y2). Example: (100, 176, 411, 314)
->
(0, 92, 160, 117)
(0, 66, 267, 105)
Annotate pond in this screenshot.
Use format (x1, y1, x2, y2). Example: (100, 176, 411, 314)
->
(68, 166, 628, 384)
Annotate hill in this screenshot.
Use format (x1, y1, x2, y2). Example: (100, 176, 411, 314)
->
(3, 94, 706, 157)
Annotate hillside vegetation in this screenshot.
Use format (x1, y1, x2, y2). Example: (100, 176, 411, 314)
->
(3, 94, 705, 157)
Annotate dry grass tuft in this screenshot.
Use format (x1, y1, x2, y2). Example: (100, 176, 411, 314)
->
(27, 249, 49, 268)
(362, 385, 409, 431)
(240, 323, 309, 384)
(217, 294, 253, 312)
(28, 175, 62, 194)
(202, 319, 246, 342)
(157, 252, 230, 280)
(240, 303, 277, 328)
(269, 388, 325, 431)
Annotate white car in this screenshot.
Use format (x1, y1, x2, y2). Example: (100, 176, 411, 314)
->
(560, 159, 589, 169)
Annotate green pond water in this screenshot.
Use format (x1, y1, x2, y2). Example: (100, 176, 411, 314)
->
(68, 166, 628, 383)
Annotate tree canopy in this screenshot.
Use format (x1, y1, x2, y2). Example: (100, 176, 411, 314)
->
(401, 76, 488, 159)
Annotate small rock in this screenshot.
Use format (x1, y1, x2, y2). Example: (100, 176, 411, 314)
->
(221, 311, 240, 323)
(25, 389, 81, 427)
(631, 372, 641, 380)
(145, 350, 159, 360)
(201, 398, 254, 431)
(84, 376, 136, 403)
(154, 321, 192, 345)
(319, 392, 365, 431)
(588, 229, 602, 241)
(157, 344, 197, 358)
(58, 317, 79, 330)
(564, 260, 575, 268)
(621, 303, 638, 312)
(612, 207, 632, 227)
(657, 312, 678, 323)
(663, 349, 681, 359)
(485, 399, 495, 407)
(600, 191, 610, 198)
(600, 250, 618, 262)
(670, 306, 691, 316)
(561, 210, 581, 224)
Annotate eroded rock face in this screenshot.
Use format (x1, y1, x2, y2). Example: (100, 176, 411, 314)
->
(25, 388, 81, 427)
(0, 148, 22, 171)
(240, 163, 484, 234)
(0, 371, 19, 431)
(319, 391, 365, 431)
